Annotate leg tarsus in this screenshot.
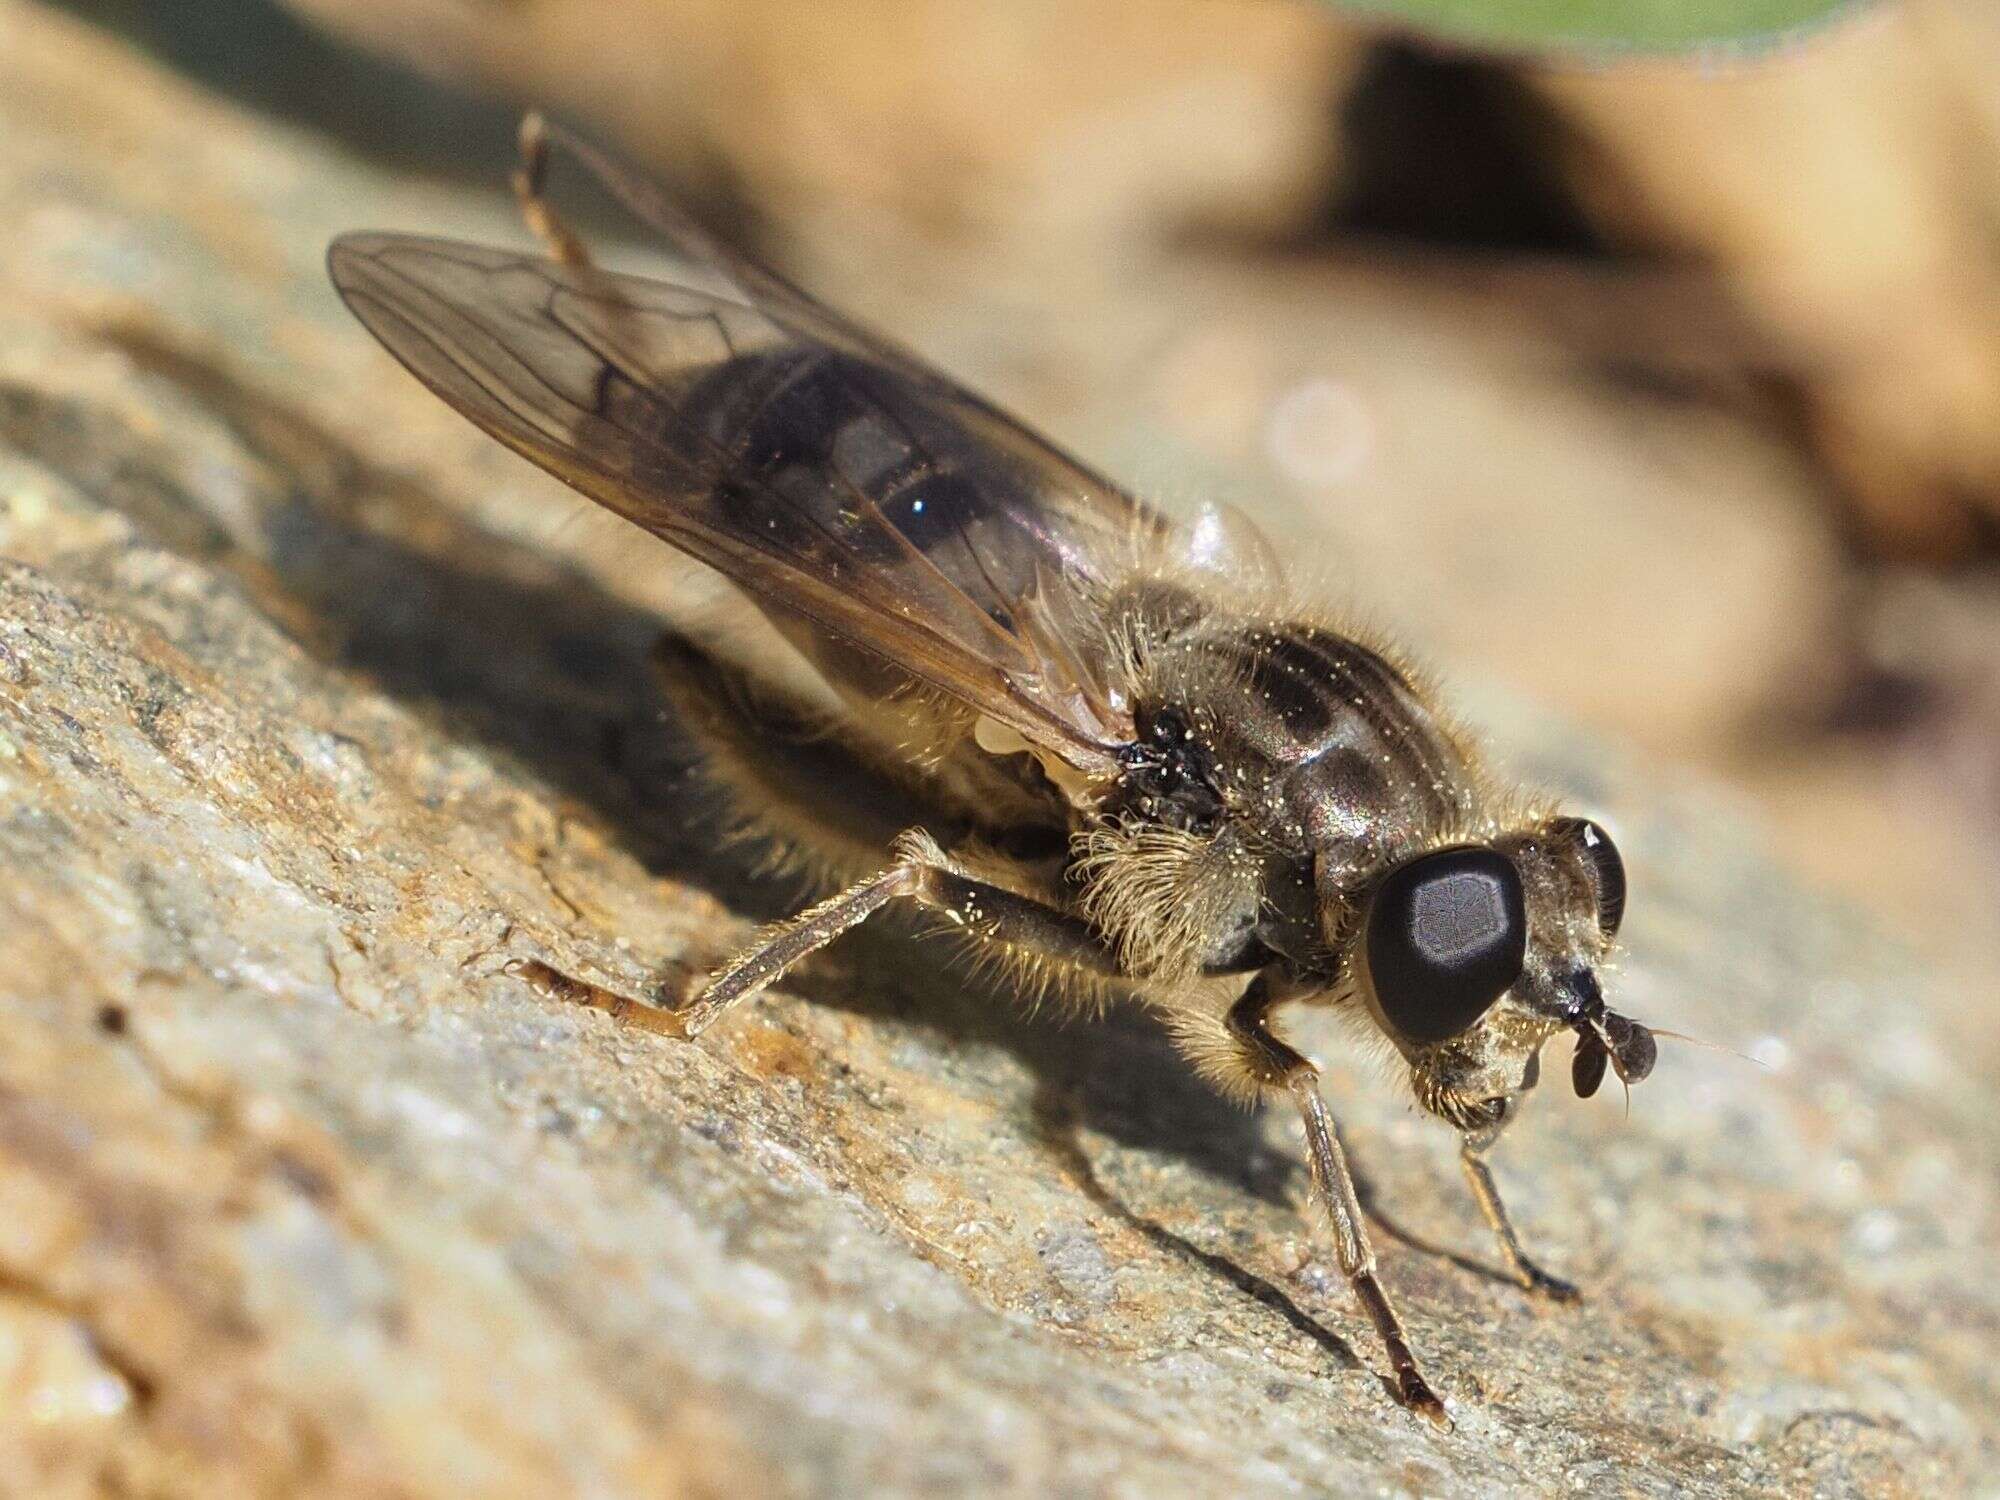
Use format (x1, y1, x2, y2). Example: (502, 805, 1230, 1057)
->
(1520, 1264, 1582, 1304)
(509, 858, 914, 1043)
(1350, 1266, 1449, 1426)
(509, 958, 689, 1039)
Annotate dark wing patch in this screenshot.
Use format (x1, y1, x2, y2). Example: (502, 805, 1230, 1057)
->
(328, 232, 1152, 774)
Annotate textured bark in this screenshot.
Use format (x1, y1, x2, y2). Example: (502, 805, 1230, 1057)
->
(0, 4, 1994, 1496)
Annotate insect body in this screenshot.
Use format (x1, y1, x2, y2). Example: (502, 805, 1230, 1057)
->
(329, 115, 1659, 1423)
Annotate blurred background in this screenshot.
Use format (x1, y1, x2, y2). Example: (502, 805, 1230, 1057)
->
(39, 0, 2000, 968)
(3, 6, 1997, 1489)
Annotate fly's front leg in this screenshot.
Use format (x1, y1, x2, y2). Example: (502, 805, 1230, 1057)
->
(1460, 1128, 1580, 1303)
(1228, 975, 1447, 1424)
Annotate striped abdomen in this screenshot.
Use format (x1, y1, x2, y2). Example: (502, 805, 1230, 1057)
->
(1173, 622, 1476, 850)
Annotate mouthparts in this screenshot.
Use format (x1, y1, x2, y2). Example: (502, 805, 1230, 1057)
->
(1559, 966, 1657, 1099)
(1571, 1012, 1657, 1098)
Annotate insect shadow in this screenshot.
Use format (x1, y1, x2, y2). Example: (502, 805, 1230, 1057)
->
(1029, 1076, 1358, 1371)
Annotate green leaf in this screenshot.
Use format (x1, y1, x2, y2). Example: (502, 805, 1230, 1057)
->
(1325, 0, 1875, 54)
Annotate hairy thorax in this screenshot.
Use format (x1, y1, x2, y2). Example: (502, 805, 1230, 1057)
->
(1070, 609, 1487, 985)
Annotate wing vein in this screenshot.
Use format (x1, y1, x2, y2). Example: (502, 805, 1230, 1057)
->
(328, 228, 1158, 772)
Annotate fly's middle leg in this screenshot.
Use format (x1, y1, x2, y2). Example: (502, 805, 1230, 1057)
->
(679, 830, 1121, 1036)
(521, 828, 1122, 1039)
(518, 631, 1121, 1039)
(513, 856, 920, 1041)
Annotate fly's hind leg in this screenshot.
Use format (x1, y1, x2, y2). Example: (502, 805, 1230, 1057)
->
(513, 631, 915, 1033)
(655, 632, 1124, 1034)
(1222, 972, 1448, 1425)
(513, 111, 593, 268)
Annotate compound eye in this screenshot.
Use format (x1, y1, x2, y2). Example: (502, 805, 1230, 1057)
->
(1550, 817, 1626, 937)
(1364, 847, 1527, 1045)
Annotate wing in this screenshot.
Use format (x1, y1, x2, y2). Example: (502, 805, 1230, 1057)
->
(328, 230, 1157, 777)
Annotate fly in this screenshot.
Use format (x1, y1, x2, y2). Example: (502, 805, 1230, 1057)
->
(328, 113, 1661, 1425)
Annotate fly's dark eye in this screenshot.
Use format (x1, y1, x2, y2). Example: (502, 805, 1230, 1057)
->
(1550, 817, 1626, 937)
(1364, 847, 1527, 1045)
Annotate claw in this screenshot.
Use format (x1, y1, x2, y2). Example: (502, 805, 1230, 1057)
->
(1396, 1369, 1451, 1428)
(1521, 1266, 1582, 1304)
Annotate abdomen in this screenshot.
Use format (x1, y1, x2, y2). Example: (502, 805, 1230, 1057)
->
(1176, 620, 1478, 855)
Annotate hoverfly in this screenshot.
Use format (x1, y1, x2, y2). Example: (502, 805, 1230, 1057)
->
(327, 114, 1659, 1423)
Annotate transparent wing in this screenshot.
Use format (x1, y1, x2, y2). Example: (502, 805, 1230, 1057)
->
(328, 230, 1160, 774)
